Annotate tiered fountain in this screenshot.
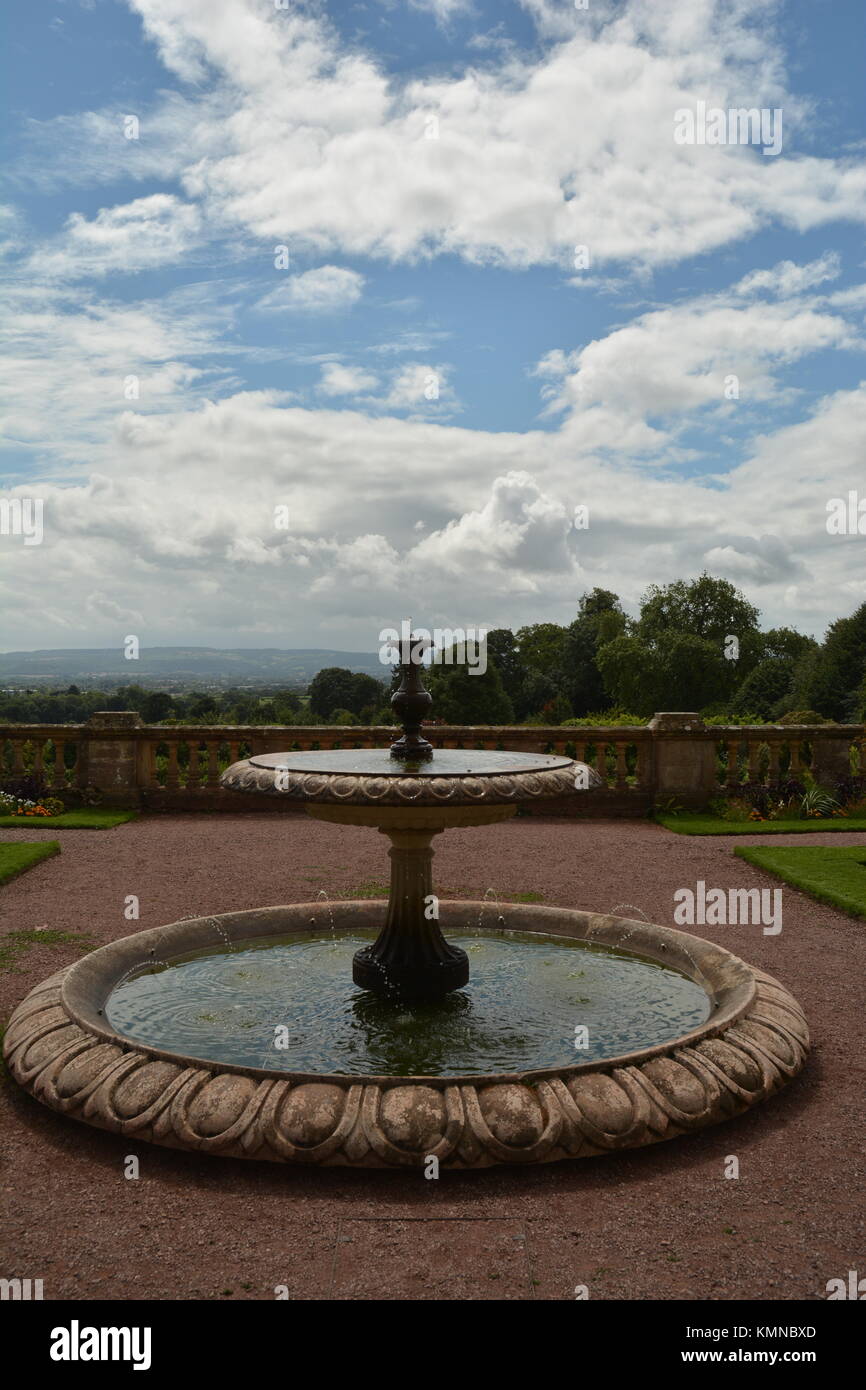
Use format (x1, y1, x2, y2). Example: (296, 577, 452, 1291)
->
(4, 634, 808, 1169)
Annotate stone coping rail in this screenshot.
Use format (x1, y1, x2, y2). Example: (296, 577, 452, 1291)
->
(1, 710, 862, 815)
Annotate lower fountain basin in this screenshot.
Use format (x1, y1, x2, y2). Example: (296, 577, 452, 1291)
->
(4, 901, 809, 1169)
(104, 929, 711, 1076)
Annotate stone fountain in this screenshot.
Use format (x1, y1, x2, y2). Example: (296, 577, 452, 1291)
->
(221, 635, 597, 1002)
(4, 634, 809, 1169)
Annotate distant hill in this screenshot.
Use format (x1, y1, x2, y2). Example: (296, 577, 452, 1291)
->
(0, 647, 386, 688)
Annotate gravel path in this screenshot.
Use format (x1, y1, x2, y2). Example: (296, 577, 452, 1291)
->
(1, 814, 863, 1301)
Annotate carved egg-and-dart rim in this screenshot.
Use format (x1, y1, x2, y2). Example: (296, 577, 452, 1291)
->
(3, 901, 809, 1169)
(219, 753, 601, 807)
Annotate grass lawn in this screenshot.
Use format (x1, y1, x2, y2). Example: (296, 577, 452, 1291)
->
(734, 845, 866, 919)
(657, 812, 866, 836)
(0, 840, 60, 885)
(0, 809, 136, 830)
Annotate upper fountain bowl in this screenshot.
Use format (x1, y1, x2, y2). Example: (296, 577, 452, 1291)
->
(220, 747, 601, 818)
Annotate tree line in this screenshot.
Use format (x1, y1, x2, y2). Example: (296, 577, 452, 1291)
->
(424, 577, 866, 726)
(1, 577, 863, 727)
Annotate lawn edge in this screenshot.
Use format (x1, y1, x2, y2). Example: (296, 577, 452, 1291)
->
(657, 814, 866, 836)
(0, 840, 61, 886)
(734, 844, 866, 921)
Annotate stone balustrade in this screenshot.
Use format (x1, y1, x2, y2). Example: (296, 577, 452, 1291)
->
(0, 710, 862, 815)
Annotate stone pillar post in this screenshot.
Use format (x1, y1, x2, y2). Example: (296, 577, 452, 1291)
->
(83, 711, 144, 806)
(810, 726, 857, 790)
(647, 712, 717, 810)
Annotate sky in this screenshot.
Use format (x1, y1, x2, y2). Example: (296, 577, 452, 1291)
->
(1, 0, 865, 654)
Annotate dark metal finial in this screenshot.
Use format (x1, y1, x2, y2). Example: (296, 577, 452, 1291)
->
(389, 623, 433, 761)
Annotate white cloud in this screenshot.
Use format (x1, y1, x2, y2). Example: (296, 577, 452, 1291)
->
(379, 362, 451, 409)
(0, 281, 237, 462)
(256, 266, 365, 314)
(535, 283, 863, 458)
(17, 0, 863, 272)
(27, 194, 202, 279)
(4, 245, 866, 646)
(407, 0, 474, 25)
(410, 471, 579, 587)
(5, 374, 866, 648)
(317, 362, 380, 396)
(4, 0, 866, 653)
(735, 253, 841, 299)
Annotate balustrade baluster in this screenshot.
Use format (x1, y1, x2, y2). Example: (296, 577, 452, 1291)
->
(595, 742, 607, 784)
(636, 739, 650, 790)
(768, 740, 781, 784)
(187, 740, 202, 790)
(51, 739, 66, 790)
(166, 741, 180, 791)
(145, 740, 159, 790)
(725, 739, 740, 791)
(206, 741, 221, 789)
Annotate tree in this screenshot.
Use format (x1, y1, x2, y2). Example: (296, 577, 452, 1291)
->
(788, 647, 836, 719)
(347, 673, 386, 716)
(816, 602, 866, 720)
(425, 647, 514, 724)
(485, 629, 522, 706)
(595, 636, 658, 715)
(514, 622, 568, 673)
(141, 691, 173, 723)
(105, 683, 150, 713)
(730, 658, 796, 721)
(638, 574, 761, 648)
(597, 632, 729, 716)
(308, 667, 386, 719)
(188, 693, 218, 721)
(309, 668, 356, 718)
(561, 588, 627, 715)
(512, 667, 557, 721)
(600, 575, 767, 712)
(759, 627, 816, 665)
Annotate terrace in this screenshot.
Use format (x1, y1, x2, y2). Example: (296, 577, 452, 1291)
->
(1, 806, 862, 1299)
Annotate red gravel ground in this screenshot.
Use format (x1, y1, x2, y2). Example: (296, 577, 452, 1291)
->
(1, 813, 863, 1301)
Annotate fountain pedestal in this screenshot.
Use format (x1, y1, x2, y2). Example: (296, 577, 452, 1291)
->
(307, 800, 519, 1000)
(352, 827, 468, 998)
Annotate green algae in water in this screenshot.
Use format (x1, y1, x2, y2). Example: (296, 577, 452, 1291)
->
(105, 930, 709, 1077)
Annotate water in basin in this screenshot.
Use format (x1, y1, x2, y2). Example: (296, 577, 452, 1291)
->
(106, 929, 710, 1076)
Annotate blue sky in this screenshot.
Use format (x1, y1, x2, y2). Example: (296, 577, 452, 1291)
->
(1, 0, 865, 651)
